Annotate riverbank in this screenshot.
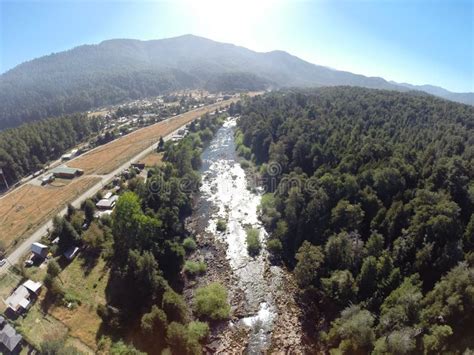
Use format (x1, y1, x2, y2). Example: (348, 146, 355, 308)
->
(184, 118, 307, 353)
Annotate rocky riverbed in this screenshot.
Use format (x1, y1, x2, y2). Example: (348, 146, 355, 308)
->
(184, 118, 307, 353)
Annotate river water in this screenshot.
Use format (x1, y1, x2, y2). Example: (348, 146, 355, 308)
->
(196, 118, 283, 353)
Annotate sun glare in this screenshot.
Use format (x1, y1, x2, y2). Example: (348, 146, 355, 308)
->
(179, 0, 276, 48)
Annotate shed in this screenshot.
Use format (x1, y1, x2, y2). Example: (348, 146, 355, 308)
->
(22, 280, 42, 294)
(64, 246, 80, 261)
(41, 173, 55, 185)
(31, 242, 48, 258)
(103, 192, 113, 199)
(131, 163, 145, 170)
(96, 195, 119, 210)
(0, 323, 22, 352)
(61, 153, 73, 161)
(50, 166, 84, 179)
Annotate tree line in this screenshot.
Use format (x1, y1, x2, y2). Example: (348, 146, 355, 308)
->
(41, 111, 230, 354)
(236, 87, 474, 353)
(0, 114, 102, 187)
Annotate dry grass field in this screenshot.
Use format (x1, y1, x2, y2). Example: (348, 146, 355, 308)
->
(138, 152, 164, 167)
(69, 97, 240, 175)
(0, 177, 101, 250)
(0, 94, 258, 253)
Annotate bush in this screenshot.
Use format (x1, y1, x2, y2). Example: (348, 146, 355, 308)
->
(240, 160, 250, 169)
(267, 238, 283, 255)
(141, 305, 168, 334)
(63, 293, 81, 308)
(184, 261, 207, 276)
(183, 237, 197, 252)
(187, 321, 209, 341)
(194, 282, 230, 320)
(162, 289, 189, 323)
(246, 228, 261, 256)
(237, 144, 252, 160)
(216, 218, 227, 232)
(166, 322, 205, 355)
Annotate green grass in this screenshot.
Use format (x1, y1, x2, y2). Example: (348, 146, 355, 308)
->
(58, 254, 109, 306)
(15, 305, 68, 349)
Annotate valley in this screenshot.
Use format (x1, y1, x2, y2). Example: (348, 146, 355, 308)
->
(0, 95, 244, 261)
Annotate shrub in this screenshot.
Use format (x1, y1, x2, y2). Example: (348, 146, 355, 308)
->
(183, 261, 207, 276)
(183, 237, 197, 252)
(63, 293, 81, 308)
(166, 322, 205, 355)
(246, 228, 261, 256)
(237, 145, 252, 160)
(267, 238, 283, 255)
(141, 305, 168, 334)
(188, 321, 209, 342)
(240, 160, 250, 169)
(216, 218, 227, 232)
(194, 282, 230, 320)
(162, 289, 189, 323)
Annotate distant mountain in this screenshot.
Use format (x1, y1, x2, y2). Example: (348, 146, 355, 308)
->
(393, 82, 474, 106)
(0, 34, 472, 129)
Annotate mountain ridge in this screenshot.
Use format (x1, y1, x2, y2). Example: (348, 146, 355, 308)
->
(0, 34, 472, 130)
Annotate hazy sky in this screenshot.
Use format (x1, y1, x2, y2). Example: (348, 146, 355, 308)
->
(1, 0, 473, 92)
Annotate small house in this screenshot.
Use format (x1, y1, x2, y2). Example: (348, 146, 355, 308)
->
(0, 321, 22, 353)
(31, 242, 48, 258)
(4, 280, 42, 315)
(5, 286, 30, 313)
(96, 195, 119, 210)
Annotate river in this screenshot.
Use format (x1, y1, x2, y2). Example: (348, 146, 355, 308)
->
(194, 117, 287, 353)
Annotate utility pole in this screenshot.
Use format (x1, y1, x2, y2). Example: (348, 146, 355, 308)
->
(0, 168, 8, 190)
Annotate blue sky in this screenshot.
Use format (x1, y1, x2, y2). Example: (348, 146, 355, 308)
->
(0, 0, 473, 92)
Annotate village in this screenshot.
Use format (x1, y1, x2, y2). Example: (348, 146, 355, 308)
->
(0, 93, 236, 354)
(0, 158, 149, 353)
(5, 89, 229, 192)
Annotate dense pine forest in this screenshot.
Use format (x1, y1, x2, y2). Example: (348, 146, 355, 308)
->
(236, 88, 474, 353)
(0, 114, 102, 187)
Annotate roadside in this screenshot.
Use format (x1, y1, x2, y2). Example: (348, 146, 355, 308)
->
(0, 98, 237, 275)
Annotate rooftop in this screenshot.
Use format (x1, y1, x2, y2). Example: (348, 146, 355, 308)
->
(5, 285, 30, 312)
(0, 323, 22, 352)
(23, 280, 42, 294)
(50, 166, 83, 175)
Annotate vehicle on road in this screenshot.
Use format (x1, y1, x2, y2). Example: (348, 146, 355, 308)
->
(24, 259, 34, 267)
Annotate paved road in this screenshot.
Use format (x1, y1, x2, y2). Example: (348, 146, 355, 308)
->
(0, 119, 197, 274)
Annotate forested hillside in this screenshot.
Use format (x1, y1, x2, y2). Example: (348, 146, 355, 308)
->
(1, 35, 472, 130)
(236, 88, 474, 353)
(0, 114, 102, 187)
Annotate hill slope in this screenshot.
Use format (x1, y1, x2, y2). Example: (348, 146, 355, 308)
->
(0, 34, 472, 129)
